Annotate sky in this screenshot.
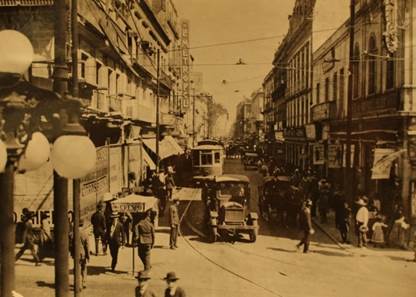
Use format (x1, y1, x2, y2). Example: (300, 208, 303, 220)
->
(175, 0, 295, 133)
(174, 0, 350, 135)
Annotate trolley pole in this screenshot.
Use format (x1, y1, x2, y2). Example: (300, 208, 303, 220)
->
(345, 0, 356, 203)
(156, 48, 160, 172)
(54, 0, 70, 296)
(71, 0, 81, 295)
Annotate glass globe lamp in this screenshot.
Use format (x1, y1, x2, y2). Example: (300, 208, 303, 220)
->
(18, 132, 50, 172)
(0, 30, 34, 75)
(0, 139, 7, 173)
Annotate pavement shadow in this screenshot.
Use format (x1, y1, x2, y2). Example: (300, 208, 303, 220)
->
(388, 256, 414, 263)
(87, 265, 108, 276)
(267, 247, 297, 253)
(36, 281, 55, 289)
(311, 249, 352, 257)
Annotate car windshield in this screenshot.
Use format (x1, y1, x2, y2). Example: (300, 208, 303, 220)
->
(218, 182, 247, 198)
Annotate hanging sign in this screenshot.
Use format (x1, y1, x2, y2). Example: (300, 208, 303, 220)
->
(328, 144, 343, 168)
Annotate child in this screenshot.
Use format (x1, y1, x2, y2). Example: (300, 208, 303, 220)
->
(371, 216, 388, 248)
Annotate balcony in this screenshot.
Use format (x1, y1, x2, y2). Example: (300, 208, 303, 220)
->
(311, 101, 336, 122)
(351, 90, 400, 118)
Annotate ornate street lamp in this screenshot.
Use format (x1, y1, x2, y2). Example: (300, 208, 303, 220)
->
(0, 29, 96, 297)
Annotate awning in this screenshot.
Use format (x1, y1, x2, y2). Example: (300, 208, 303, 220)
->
(111, 194, 158, 213)
(371, 149, 405, 179)
(142, 136, 184, 160)
(142, 147, 156, 170)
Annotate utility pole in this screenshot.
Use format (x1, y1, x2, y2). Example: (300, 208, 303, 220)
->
(345, 0, 356, 203)
(156, 48, 160, 172)
(54, 0, 69, 296)
(192, 88, 196, 147)
(71, 0, 81, 295)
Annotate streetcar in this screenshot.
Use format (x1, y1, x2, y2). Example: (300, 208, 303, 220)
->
(191, 144, 224, 176)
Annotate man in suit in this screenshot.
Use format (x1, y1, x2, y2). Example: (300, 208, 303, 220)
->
(135, 271, 157, 297)
(296, 199, 315, 253)
(70, 218, 90, 290)
(106, 212, 125, 272)
(164, 272, 186, 297)
(15, 208, 40, 266)
(91, 202, 107, 255)
(134, 210, 155, 271)
(169, 198, 180, 249)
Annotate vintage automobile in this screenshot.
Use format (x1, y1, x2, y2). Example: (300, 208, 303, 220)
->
(258, 175, 292, 223)
(242, 152, 259, 170)
(207, 174, 258, 242)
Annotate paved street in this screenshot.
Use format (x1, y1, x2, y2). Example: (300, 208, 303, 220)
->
(14, 159, 416, 297)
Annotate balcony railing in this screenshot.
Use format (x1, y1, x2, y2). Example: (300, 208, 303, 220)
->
(351, 90, 400, 118)
(311, 101, 337, 122)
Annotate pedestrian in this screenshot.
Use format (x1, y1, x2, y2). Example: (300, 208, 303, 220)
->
(40, 212, 52, 244)
(120, 211, 132, 246)
(91, 202, 107, 255)
(318, 178, 331, 224)
(166, 166, 176, 202)
(371, 216, 388, 248)
(169, 198, 180, 249)
(135, 271, 157, 297)
(388, 210, 410, 249)
(134, 209, 155, 271)
(70, 218, 90, 290)
(15, 208, 41, 266)
(309, 172, 319, 218)
(335, 198, 351, 244)
(296, 199, 314, 253)
(106, 211, 125, 272)
(355, 198, 369, 248)
(163, 272, 186, 297)
(158, 170, 167, 216)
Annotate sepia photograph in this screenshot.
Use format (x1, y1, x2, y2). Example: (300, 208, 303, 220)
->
(0, 0, 415, 296)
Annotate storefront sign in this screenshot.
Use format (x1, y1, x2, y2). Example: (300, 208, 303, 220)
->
(328, 144, 343, 168)
(371, 148, 402, 179)
(313, 144, 325, 165)
(305, 124, 316, 140)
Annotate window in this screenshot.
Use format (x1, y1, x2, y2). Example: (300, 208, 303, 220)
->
(333, 72, 338, 101)
(325, 77, 330, 102)
(96, 62, 102, 86)
(214, 152, 221, 163)
(80, 53, 88, 79)
(316, 83, 320, 104)
(386, 58, 395, 90)
(353, 44, 360, 98)
(368, 35, 377, 94)
(201, 152, 213, 165)
(339, 68, 345, 117)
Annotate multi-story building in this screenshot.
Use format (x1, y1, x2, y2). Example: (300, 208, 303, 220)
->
(234, 99, 251, 142)
(262, 69, 275, 155)
(247, 88, 264, 150)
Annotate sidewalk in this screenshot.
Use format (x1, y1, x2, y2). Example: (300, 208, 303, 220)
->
(312, 210, 414, 260)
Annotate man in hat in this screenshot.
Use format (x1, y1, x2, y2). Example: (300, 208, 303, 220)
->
(134, 209, 155, 271)
(106, 212, 125, 272)
(135, 271, 157, 297)
(296, 199, 314, 253)
(355, 198, 369, 247)
(169, 198, 180, 249)
(165, 166, 176, 202)
(16, 208, 41, 266)
(164, 272, 186, 297)
(318, 178, 331, 224)
(70, 218, 90, 290)
(91, 202, 107, 255)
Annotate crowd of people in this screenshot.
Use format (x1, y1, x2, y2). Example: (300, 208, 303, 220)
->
(256, 156, 416, 259)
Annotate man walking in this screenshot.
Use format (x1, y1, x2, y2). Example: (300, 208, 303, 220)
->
(134, 209, 155, 271)
(106, 212, 125, 272)
(166, 166, 176, 202)
(169, 198, 180, 249)
(15, 208, 40, 266)
(135, 271, 157, 297)
(164, 272, 186, 297)
(70, 218, 90, 290)
(355, 198, 369, 248)
(91, 202, 107, 255)
(296, 199, 314, 253)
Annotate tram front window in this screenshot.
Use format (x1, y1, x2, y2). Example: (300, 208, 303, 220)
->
(214, 152, 220, 163)
(201, 152, 213, 165)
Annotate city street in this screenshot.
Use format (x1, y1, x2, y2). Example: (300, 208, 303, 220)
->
(14, 159, 416, 297)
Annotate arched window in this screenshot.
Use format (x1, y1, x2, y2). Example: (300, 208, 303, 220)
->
(368, 35, 377, 94)
(353, 44, 360, 98)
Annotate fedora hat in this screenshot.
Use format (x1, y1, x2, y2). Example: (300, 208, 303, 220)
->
(163, 271, 179, 281)
(135, 271, 151, 280)
(355, 199, 367, 206)
(110, 211, 119, 218)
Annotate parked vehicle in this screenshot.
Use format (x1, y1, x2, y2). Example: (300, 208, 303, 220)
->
(207, 175, 258, 242)
(259, 175, 292, 223)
